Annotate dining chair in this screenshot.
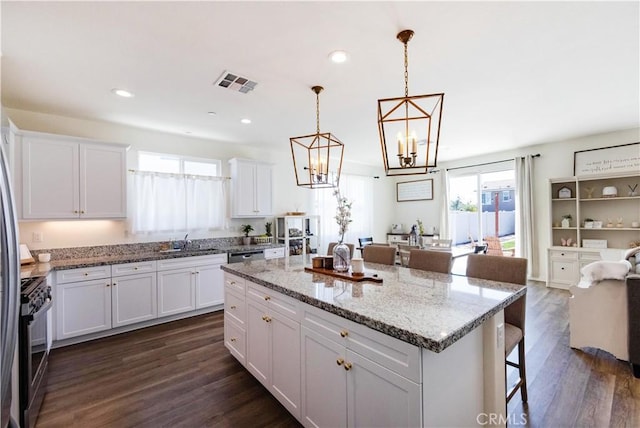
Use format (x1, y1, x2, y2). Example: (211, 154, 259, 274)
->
(362, 245, 396, 265)
(398, 244, 420, 267)
(408, 249, 453, 274)
(465, 254, 528, 403)
(327, 242, 355, 257)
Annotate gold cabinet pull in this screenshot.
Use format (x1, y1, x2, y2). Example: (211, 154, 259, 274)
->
(264, 295, 271, 301)
(265, 316, 272, 323)
(229, 281, 236, 285)
(340, 330, 348, 338)
(84, 273, 89, 276)
(80, 210, 85, 214)
(230, 305, 237, 310)
(336, 358, 344, 366)
(344, 362, 352, 371)
(230, 337, 237, 342)
(106, 283, 110, 287)
(134, 267, 138, 270)
(74, 210, 79, 214)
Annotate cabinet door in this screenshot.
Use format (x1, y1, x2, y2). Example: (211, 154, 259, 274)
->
(246, 299, 270, 387)
(195, 263, 224, 309)
(270, 311, 301, 419)
(233, 161, 257, 216)
(111, 272, 157, 327)
(224, 314, 246, 366)
(301, 326, 347, 428)
(56, 278, 111, 339)
(80, 143, 127, 218)
(346, 350, 422, 428)
(255, 163, 273, 216)
(22, 136, 79, 219)
(157, 268, 196, 317)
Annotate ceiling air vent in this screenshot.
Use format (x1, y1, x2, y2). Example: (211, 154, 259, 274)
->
(214, 71, 258, 94)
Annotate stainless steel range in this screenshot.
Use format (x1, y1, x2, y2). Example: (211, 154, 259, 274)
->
(19, 276, 52, 428)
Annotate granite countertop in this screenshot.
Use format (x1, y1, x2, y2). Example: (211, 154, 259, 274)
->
(20, 243, 284, 279)
(221, 255, 526, 353)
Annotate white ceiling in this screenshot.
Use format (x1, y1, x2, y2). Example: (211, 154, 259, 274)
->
(2, 1, 639, 166)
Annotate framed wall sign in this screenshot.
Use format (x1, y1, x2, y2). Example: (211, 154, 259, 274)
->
(396, 179, 433, 202)
(574, 142, 640, 176)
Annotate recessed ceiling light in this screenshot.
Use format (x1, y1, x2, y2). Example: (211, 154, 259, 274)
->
(207, 111, 217, 116)
(241, 118, 251, 124)
(329, 50, 348, 63)
(184, 131, 192, 134)
(111, 88, 134, 98)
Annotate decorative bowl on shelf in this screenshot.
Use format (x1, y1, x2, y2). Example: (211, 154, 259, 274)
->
(602, 186, 618, 197)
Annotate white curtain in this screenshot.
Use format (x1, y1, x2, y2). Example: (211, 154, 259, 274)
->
(130, 170, 226, 234)
(312, 174, 374, 254)
(439, 169, 450, 239)
(515, 155, 537, 277)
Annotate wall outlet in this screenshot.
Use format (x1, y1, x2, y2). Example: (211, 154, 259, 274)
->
(32, 231, 44, 243)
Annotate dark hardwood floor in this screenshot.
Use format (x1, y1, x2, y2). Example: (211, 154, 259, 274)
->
(38, 281, 640, 427)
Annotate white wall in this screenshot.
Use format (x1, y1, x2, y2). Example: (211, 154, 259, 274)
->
(6, 107, 395, 249)
(420, 127, 640, 281)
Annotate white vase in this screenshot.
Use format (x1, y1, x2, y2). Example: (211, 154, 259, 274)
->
(243, 237, 251, 246)
(561, 218, 570, 228)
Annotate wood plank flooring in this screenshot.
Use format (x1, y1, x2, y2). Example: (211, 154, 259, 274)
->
(37, 281, 640, 427)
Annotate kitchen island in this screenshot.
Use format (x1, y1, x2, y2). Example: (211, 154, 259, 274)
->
(221, 255, 526, 427)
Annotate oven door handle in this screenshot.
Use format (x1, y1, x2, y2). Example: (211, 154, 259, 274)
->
(25, 299, 52, 324)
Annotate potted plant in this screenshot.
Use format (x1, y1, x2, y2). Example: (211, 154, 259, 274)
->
(561, 214, 572, 228)
(265, 222, 272, 237)
(241, 224, 254, 246)
(584, 218, 594, 229)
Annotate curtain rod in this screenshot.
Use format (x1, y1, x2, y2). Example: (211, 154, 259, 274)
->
(445, 153, 540, 172)
(128, 169, 231, 180)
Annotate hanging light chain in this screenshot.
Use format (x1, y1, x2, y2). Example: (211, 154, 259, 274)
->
(404, 39, 409, 98)
(316, 90, 320, 134)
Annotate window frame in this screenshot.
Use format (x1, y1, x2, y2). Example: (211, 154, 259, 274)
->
(137, 151, 222, 176)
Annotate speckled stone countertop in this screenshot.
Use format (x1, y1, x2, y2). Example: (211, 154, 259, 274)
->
(20, 242, 283, 280)
(222, 256, 526, 353)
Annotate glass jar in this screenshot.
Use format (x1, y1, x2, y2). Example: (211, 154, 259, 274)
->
(333, 242, 351, 272)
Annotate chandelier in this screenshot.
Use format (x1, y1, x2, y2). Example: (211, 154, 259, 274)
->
(290, 86, 344, 188)
(377, 29, 444, 176)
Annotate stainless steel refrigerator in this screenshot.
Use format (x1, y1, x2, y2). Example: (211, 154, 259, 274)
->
(0, 132, 20, 428)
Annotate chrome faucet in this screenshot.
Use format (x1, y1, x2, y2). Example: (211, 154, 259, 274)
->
(181, 233, 191, 250)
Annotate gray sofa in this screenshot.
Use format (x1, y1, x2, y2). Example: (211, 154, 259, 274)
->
(627, 274, 640, 377)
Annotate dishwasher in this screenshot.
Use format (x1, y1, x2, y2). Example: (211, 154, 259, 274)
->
(228, 249, 265, 263)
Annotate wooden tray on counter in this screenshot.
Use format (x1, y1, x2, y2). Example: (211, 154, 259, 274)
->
(304, 267, 383, 283)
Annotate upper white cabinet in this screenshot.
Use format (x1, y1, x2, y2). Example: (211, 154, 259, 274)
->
(229, 158, 273, 218)
(20, 131, 128, 219)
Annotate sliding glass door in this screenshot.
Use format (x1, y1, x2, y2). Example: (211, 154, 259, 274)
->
(448, 165, 516, 253)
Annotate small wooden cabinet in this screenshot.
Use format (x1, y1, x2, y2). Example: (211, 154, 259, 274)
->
(229, 158, 273, 218)
(275, 215, 321, 256)
(20, 131, 128, 219)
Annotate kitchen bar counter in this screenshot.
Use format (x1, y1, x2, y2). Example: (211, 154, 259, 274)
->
(222, 255, 525, 353)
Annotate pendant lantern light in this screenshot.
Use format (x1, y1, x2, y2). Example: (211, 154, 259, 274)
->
(290, 86, 344, 188)
(377, 29, 444, 176)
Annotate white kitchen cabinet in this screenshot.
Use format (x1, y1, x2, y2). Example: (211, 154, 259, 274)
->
(111, 272, 157, 327)
(20, 131, 128, 219)
(229, 158, 273, 218)
(300, 304, 421, 428)
(195, 257, 225, 309)
(157, 267, 196, 317)
(224, 273, 247, 365)
(157, 254, 225, 316)
(245, 281, 301, 419)
(56, 266, 112, 340)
